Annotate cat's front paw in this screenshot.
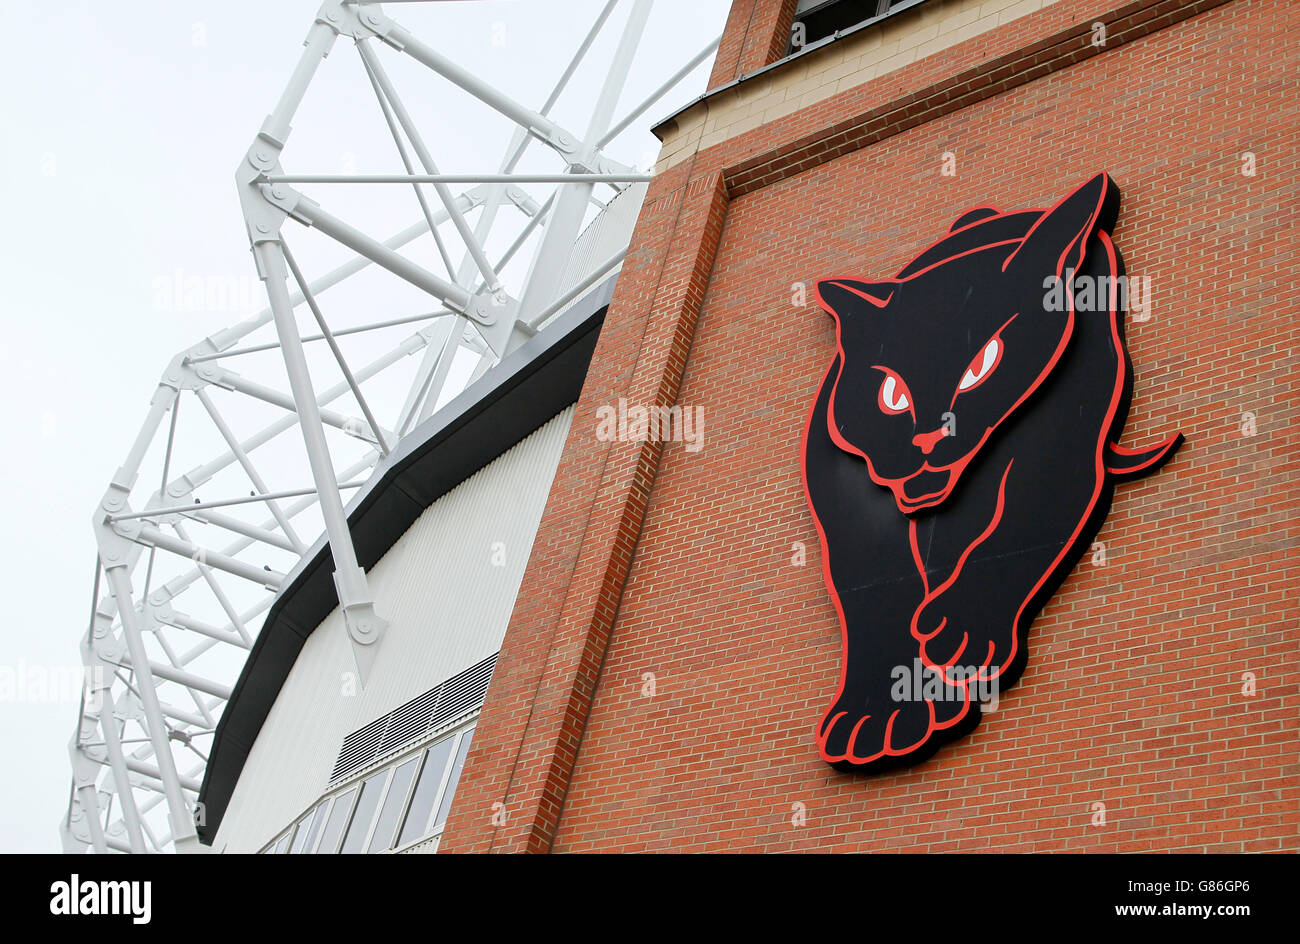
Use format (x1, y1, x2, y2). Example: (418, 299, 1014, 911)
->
(911, 586, 1008, 675)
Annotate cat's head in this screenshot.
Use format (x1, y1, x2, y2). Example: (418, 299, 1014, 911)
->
(817, 174, 1119, 515)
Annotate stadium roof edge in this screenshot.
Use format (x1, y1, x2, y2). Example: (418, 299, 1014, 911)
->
(196, 276, 616, 845)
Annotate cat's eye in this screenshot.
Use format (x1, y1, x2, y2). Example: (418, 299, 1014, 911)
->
(958, 337, 1002, 393)
(875, 369, 913, 417)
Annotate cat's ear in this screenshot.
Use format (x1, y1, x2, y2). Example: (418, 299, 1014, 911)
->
(950, 206, 1000, 231)
(1003, 173, 1120, 278)
(815, 279, 894, 321)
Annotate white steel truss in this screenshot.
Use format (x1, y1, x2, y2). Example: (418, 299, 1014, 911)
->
(62, 0, 719, 854)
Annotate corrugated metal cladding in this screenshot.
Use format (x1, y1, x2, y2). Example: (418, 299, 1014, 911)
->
(538, 182, 646, 329)
(212, 406, 575, 853)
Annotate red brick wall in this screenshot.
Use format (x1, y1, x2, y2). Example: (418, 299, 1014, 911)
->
(707, 0, 799, 89)
(442, 0, 1299, 853)
(437, 167, 730, 852)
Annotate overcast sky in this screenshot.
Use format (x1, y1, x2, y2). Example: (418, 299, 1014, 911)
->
(0, 0, 727, 854)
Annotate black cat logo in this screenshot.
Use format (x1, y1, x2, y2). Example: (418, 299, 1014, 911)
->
(801, 173, 1182, 770)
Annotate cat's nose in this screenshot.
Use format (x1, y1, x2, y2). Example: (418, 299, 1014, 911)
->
(912, 427, 948, 455)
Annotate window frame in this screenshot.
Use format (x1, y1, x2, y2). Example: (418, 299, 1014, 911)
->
(390, 727, 469, 853)
(787, 0, 934, 59)
(258, 718, 476, 854)
(363, 754, 422, 854)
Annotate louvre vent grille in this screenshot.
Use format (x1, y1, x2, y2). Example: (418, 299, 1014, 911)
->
(328, 652, 497, 784)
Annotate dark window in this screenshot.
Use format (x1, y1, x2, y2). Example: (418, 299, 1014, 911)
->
(790, 0, 931, 54)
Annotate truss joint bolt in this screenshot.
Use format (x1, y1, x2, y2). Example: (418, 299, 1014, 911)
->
(110, 518, 142, 543)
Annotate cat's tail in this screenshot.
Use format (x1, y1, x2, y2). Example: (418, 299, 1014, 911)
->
(1105, 433, 1184, 480)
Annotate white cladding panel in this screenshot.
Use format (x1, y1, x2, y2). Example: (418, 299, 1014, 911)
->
(213, 407, 574, 853)
(538, 182, 645, 328)
(564, 181, 645, 293)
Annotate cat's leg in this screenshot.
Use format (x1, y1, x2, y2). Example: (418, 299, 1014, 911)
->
(910, 402, 1111, 686)
(913, 468, 1105, 686)
(817, 569, 977, 766)
(804, 355, 977, 766)
(816, 629, 976, 768)
(910, 457, 1019, 677)
(912, 233, 1130, 688)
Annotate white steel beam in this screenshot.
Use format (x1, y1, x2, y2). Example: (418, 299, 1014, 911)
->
(254, 240, 387, 681)
(194, 388, 308, 551)
(68, 0, 720, 854)
(281, 241, 395, 457)
(357, 38, 503, 293)
(515, 0, 652, 342)
(203, 367, 384, 446)
(354, 5, 629, 174)
(185, 509, 300, 554)
(188, 308, 450, 363)
(265, 172, 651, 185)
(101, 564, 198, 849)
(131, 524, 284, 590)
(81, 627, 148, 854)
(277, 190, 473, 312)
(109, 483, 365, 521)
(597, 36, 723, 148)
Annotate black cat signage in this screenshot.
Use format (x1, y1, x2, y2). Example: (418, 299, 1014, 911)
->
(802, 173, 1182, 770)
